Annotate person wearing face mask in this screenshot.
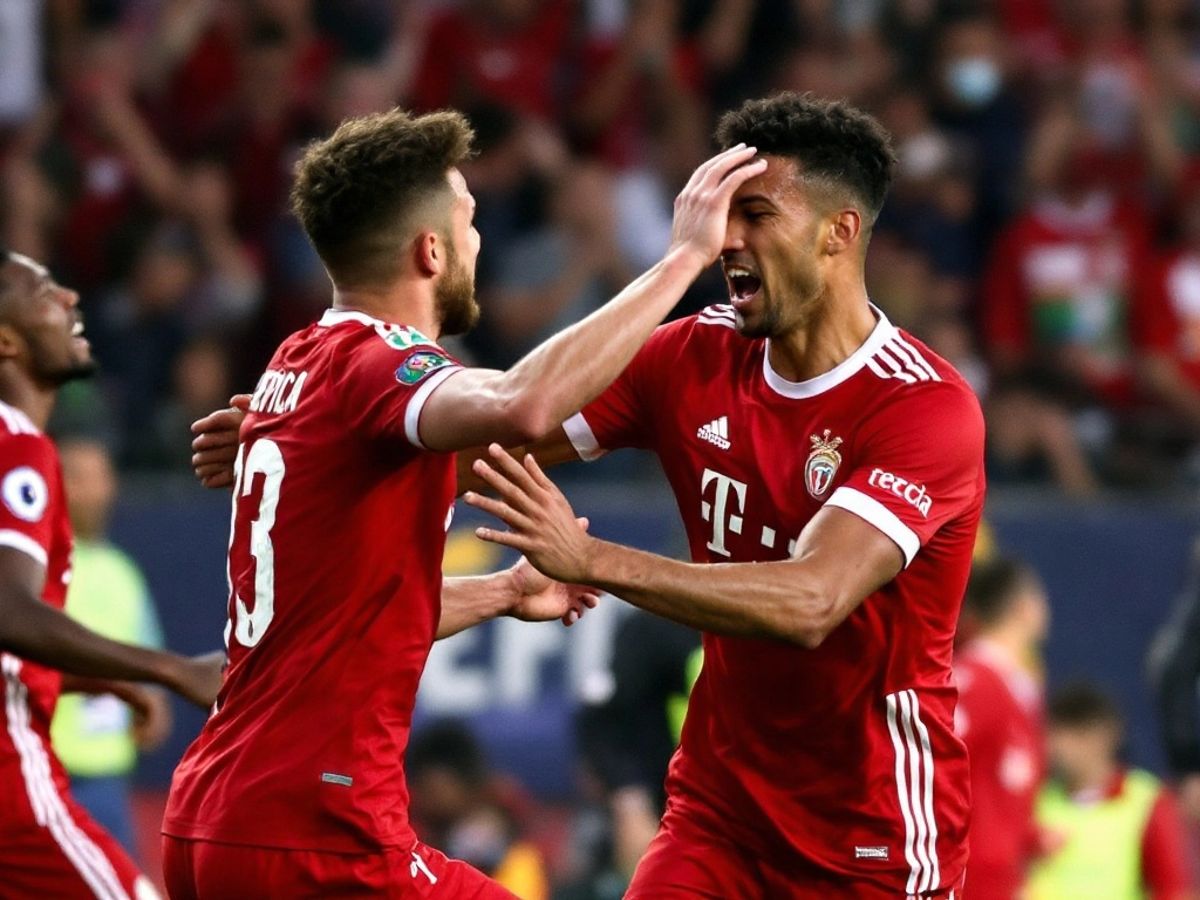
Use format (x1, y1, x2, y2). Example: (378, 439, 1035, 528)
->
(932, 11, 1028, 249)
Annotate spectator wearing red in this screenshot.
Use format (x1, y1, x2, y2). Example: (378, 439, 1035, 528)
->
(954, 557, 1049, 900)
(410, 0, 574, 122)
(1136, 168, 1200, 436)
(982, 138, 1152, 409)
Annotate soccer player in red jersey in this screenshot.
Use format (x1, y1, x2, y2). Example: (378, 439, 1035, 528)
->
(463, 94, 986, 898)
(162, 109, 765, 898)
(954, 558, 1049, 899)
(0, 250, 224, 899)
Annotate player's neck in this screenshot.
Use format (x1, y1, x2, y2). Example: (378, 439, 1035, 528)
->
(331, 279, 441, 340)
(767, 288, 876, 383)
(0, 371, 56, 430)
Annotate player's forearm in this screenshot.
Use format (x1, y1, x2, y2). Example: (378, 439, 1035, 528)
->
(0, 593, 186, 687)
(493, 246, 705, 440)
(436, 571, 517, 640)
(580, 540, 832, 647)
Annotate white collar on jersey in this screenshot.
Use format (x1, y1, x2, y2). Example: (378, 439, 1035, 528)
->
(317, 308, 385, 328)
(761, 304, 896, 399)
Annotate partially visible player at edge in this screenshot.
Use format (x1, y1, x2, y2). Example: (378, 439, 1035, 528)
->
(461, 94, 986, 898)
(0, 248, 224, 900)
(162, 108, 766, 898)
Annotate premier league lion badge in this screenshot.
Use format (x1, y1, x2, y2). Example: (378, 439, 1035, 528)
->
(805, 429, 843, 500)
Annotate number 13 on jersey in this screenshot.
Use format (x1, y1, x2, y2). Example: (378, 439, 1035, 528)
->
(227, 438, 286, 649)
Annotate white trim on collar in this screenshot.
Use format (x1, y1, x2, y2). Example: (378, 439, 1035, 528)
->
(762, 305, 896, 399)
(317, 308, 386, 328)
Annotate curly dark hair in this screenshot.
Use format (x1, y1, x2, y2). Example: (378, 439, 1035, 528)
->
(291, 108, 474, 288)
(715, 92, 896, 224)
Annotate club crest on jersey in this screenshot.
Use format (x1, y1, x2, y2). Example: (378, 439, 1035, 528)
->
(805, 430, 843, 500)
(375, 323, 432, 351)
(397, 350, 453, 385)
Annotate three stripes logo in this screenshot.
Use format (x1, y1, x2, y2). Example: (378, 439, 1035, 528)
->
(697, 416, 731, 450)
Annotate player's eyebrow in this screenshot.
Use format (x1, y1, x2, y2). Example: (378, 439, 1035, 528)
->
(734, 194, 777, 208)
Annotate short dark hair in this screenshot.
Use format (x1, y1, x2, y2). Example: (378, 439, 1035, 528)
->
(714, 92, 896, 224)
(406, 720, 487, 787)
(963, 557, 1033, 627)
(291, 108, 474, 288)
(1048, 681, 1123, 730)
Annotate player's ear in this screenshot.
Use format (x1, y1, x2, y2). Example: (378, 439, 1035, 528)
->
(0, 323, 24, 361)
(414, 231, 443, 278)
(824, 209, 861, 256)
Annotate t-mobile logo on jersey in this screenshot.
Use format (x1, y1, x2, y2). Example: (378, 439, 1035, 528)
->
(701, 468, 746, 557)
(867, 468, 933, 518)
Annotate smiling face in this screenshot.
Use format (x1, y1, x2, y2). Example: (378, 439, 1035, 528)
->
(720, 156, 841, 339)
(0, 254, 95, 386)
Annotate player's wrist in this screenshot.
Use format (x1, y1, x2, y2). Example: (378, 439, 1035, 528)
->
(662, 243, 710, 281)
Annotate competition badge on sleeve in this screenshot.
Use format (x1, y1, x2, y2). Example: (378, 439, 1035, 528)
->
(805, 430, 843, 500)
(396, 350, 454, 385)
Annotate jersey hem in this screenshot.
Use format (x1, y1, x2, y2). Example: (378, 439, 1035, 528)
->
(0, 529, 48, 566)
(404, 366, 465, 448)
(563, 413, 605, 461)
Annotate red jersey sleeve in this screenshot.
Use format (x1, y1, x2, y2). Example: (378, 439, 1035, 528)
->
(1141, 787, 1196, 899)
(0, 434, 59, 568)
(825, 381, 984, 567)
(562, 320, 682, 458)
(333, 329, 463, 449)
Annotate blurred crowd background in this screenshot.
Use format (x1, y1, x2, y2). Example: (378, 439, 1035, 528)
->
(7, 0, 1200, 896)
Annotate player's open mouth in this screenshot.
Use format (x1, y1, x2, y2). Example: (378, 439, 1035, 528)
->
(71, 320, 84, 337)
(724, 265, 762, 306)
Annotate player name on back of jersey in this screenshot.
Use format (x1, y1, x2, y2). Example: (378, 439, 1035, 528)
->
(250, 368, 309, 415)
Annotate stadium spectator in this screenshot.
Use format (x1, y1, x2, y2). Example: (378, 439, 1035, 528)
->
(954, 557, 1049, 899)
(50, 438, 170, 859)
(1028, 681, 1196, 900)
(409, 721, 551, 900)
(486, 163, 638, 367)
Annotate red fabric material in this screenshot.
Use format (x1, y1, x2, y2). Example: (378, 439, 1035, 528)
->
(162, 836, 516, 899)
(1141, 787, 1197, 899)
(953, 642, 1045, 899)
(576, 306, 985, 892)
(164, 313, 461, 853)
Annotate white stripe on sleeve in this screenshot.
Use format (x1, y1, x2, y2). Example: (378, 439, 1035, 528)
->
(0, 529, 48, 567)
(403, 366, 465, 449)
(562, 413, 606, 461)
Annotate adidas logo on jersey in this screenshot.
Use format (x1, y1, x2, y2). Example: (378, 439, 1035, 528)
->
(697, 416, 731, 450)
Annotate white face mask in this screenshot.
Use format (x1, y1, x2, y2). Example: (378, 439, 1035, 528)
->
(945, 57, 1002, 108)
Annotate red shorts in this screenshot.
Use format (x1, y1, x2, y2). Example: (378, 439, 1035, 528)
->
(161, 836, 517, 899)
(0, 793, 152, 899)
(626, 811, 965, 900)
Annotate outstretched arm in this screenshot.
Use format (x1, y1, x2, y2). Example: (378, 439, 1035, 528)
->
(437, 544, 600, 640)
(464, 446, 902, 648)
(0, 548, 223, 707)
(414, 145, 766, 452)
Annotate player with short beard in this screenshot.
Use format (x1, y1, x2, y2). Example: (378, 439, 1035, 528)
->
(163, 107, 765, 897)
(0, 250, 224, 900)
(463, 93, 985, 898)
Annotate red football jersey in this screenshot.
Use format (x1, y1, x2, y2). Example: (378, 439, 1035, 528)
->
(0, 405, 86, 823)
(164, 308, 464, 853)
(954, 639, 1045, 900)
(564, 304, 985, 893)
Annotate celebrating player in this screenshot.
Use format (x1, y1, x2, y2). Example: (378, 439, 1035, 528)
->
(162, 108, 765, 897)
(0, 249, 224, 899)
(462, 93, 985, 898)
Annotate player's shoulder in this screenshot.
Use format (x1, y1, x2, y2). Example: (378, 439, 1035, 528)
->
(650, 304, 747, 353)
(0, 400, 42, 440)
(861, 325, 983, 425)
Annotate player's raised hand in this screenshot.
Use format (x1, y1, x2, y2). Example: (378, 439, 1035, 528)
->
(465, 444, 596, 585)
(507, 536, 601, 627)
(191, 393, 250, 489)
(668, 143, 767, 267)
